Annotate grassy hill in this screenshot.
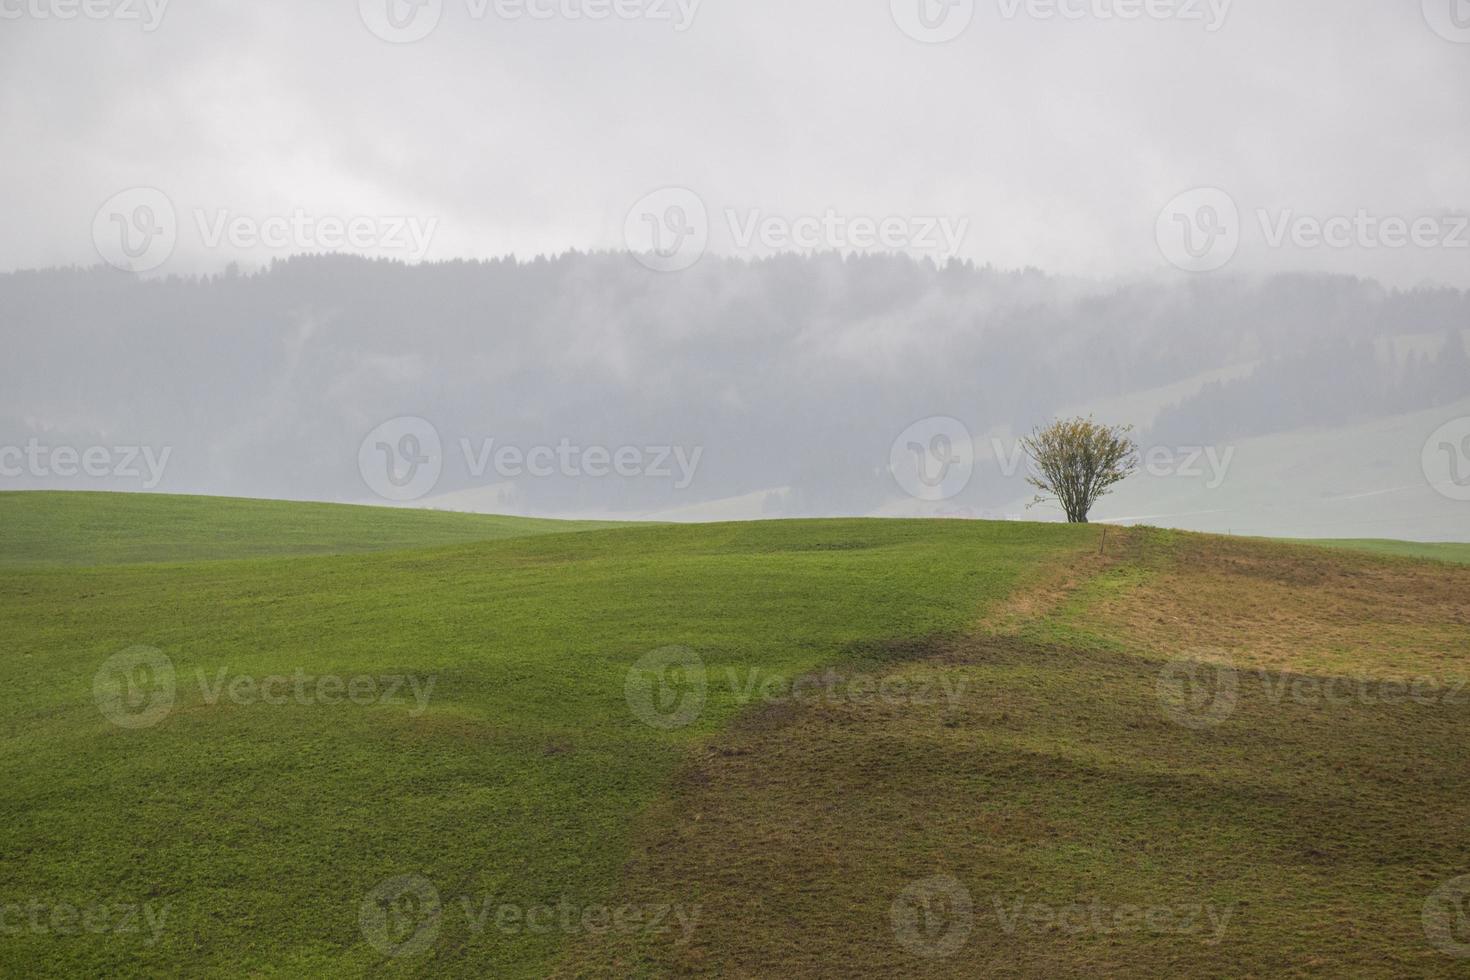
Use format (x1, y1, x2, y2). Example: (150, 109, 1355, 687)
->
(1288, 538, 1470, 565)
(0, 492, 622, 566)
(2, 493, 1468, 977)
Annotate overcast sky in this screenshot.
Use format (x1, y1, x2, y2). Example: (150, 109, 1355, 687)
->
(2, 0, 1467, 286)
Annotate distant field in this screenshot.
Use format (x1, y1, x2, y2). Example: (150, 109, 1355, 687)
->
(0, 492, 622, 566)
(1288, 537, 1470, 565)
(3, 494, 1469, 977)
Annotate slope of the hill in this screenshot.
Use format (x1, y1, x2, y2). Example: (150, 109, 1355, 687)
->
(1290, 537, 1470, 565)
(0, 491, 622, 566)
(0, 494, 1091, 977)
(559, 529, 1470, 977)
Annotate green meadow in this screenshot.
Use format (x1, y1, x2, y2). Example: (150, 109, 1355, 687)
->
(0, 492, 1085, 976)
(4, 492, 1469, 977)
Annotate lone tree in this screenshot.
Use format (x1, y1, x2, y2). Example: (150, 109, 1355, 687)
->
(1022, 417, 1138, 523)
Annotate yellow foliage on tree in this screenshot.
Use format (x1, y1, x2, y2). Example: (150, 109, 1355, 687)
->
(1022, 417, 1138, 524)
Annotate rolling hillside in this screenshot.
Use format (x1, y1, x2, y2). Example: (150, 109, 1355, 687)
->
(0, 492, 622, 567)
(2, 493, 1468, 977)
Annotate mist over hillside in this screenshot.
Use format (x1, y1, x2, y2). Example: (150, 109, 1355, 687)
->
(4, 254, 1467, 537)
